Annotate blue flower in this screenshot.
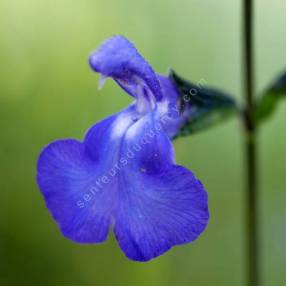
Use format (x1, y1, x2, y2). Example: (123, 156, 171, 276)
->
(37, 35, 209, 261)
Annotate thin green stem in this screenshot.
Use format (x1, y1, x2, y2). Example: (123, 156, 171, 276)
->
(243, 0, 260, 286)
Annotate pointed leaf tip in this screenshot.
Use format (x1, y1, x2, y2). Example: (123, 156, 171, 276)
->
(253, 71, 286, 124)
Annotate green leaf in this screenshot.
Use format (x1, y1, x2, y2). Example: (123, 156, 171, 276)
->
(253, 71, 286, 123)
(169, 69, 238, 137)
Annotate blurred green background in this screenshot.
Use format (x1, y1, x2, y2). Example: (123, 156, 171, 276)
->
(0, 0, 285, 285)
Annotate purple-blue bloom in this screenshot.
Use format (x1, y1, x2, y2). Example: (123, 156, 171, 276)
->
(37, 35, 209, 261)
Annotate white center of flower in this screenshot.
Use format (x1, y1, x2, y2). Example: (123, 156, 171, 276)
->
(110, 112, 134, 139)
(135, 85, 154, 115)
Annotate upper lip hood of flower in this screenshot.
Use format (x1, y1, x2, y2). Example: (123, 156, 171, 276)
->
(36, 35, 209, 262)
(88, 35, 132, 76)
(89, 35, 163, 101)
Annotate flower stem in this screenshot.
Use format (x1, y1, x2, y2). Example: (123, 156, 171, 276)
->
(243, 0, 260, 286)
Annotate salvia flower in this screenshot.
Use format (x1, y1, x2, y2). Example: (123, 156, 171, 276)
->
(37, 35, 209, 261)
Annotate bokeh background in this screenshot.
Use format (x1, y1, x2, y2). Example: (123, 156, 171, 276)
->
(0, 0, 285, 285)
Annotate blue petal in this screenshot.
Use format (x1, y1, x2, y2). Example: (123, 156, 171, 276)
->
(118, 109, 175, 173)
(114, 165, 209, 261)
(112, 110, 209, 261)
(37, 139, 116, 243)
(89, 35, 163, 101)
